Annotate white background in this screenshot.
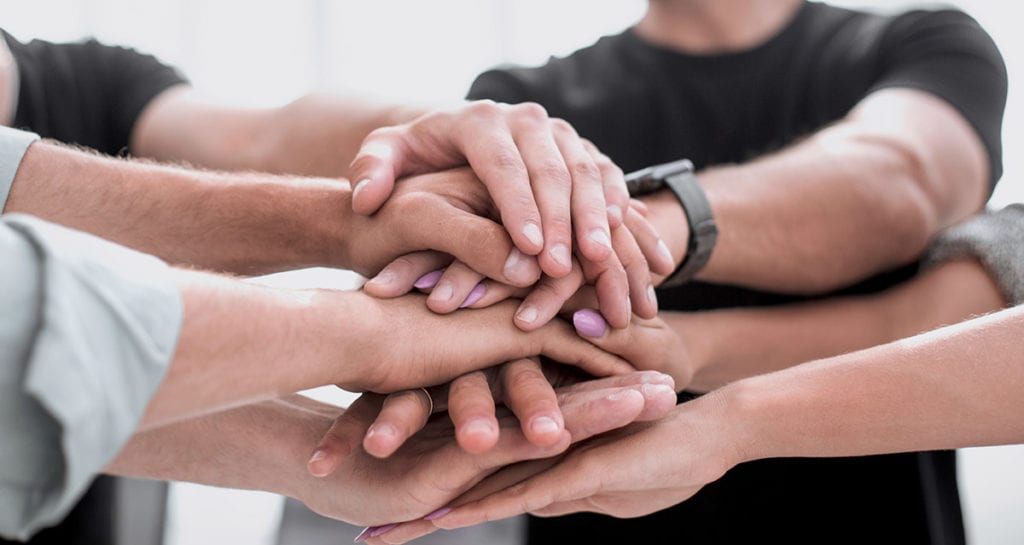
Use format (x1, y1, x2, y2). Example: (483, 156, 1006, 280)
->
(1, 1, 1021, 544)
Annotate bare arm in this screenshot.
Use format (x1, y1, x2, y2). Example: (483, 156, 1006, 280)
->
(643, 88, 989, 292)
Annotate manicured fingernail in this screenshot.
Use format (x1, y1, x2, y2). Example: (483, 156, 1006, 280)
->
(504, 248, 535, 284)
(414, 269, 444, 290)
(642, 383, 675, 397)
(607, 204, 623, 225)
(550, 243, 571, 268)
(657, 239, 673, 264)
(424, 507, 453, 521)
(368, 524, 398, 538)
(531, 416, 560, 435)
(307, 449, 330, 477)
(573, 309, 608, 337)
(354, 526, 372, 542)
(460, 283, 486, 308)
(353, 178, 371, 201)
(365, 423, 397, 440)
(647, 284, 658, 310)
(517, 305, 539, 325)
(523, 222, 544, 248)
(432, 281, 454, 302)
(463, 418, 495, 437)
(369, 269, 396, 287)
(588, 228, 611, 250)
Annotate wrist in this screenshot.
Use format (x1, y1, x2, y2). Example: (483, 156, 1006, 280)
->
(641, 189, 691, 274)
(305, 289, 387, 391)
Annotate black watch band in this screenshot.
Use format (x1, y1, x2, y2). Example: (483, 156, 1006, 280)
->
(624, 159, 717, 288)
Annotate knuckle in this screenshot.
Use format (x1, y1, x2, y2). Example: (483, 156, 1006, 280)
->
(465, 99, 502, 121)
(536, 161, 572, 188)
(569, 160, 601, 182)
(491, 151, 528, 176)
(549, 117, 575, 135)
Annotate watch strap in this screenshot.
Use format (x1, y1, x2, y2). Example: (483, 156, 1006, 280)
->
(661, 169, 717, 288)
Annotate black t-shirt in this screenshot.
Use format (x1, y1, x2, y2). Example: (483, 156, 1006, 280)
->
(2, 29, 189, 156)
(468, 3, 1006, 544)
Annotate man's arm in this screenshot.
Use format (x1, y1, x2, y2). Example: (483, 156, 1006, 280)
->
(643, 88, 989, 292)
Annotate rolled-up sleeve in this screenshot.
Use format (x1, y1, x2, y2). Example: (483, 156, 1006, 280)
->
(0, 126, 39, 210)
(0, 214, 182, 540)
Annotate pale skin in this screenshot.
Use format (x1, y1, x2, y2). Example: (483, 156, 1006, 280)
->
(371, 262, 1021, 544)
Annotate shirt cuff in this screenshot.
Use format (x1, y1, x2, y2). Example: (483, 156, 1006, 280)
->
(0, 215, 183, 540)
(0, 126, 39, 211)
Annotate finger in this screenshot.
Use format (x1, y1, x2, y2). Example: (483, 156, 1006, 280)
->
(405, 207, 541, 287)
(463, 280, 527, 309)
(448, 371, 500, 454)
(506, 103, 574, 279)
(624, 205, 675, 277)
(514, 260, 586, 332)
(307, 394, 384, 477)
(427, 261, 487, 314)
(457, 101, 544, 256)
(348, 126, 408, 215)
(536, 317, 635, 377)
(363, 388, 435, 459)
(550, 119, 612, 263)
(499, 358, 564, 447)
(610, 222, 658, 319)
(579, 253, 631, 329)
(629, 198, 649, 217)
(363, 251, 453, 298)
(581, 139, 630, 230)
(556, 369, 675, 394)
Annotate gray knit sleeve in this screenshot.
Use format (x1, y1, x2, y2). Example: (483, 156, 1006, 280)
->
(923, 204, 1024, 305)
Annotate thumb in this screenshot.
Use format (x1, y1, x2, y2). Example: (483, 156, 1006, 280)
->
(348, 128, 407, 215)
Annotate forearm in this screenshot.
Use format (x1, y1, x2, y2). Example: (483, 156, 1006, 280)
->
(680, 259, 1005, 391)
(107, 396, 336, 498)
(642, 89, 988, 293)
(710, 304, 1024, 462)
(133, 89, 428, 177)
(4, 140, 352, 274)
(141, 269, 371, 428)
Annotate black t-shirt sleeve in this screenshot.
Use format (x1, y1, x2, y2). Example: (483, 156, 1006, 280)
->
(4, 30, 189, 156)
(871, 9, 1007, 187)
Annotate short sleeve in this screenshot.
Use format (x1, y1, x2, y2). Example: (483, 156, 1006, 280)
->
(0, 125, 38, 210)
(0, 214, 182, 540)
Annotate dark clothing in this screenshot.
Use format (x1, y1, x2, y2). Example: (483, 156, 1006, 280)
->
(468, 2, 1006, 544)
(1, 30, 187, 545)
(3, 30, 188, 156)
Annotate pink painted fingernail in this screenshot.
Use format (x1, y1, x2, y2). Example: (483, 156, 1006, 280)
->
(459, 283, 486, 308)
(424, 507, 452, 521)
(414, 269, 444, 290)
(354, 526, 372, 542)
(368, 523, 398, 538)
(573, 309, 608, 338)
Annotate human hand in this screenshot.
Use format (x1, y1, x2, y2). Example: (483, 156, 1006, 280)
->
(367, 400, 740, 544)
(294, 372, 679, 531)
(348, 101, 632, 277)
(329, 293, 634, 394)
(308, 358, 675, 472)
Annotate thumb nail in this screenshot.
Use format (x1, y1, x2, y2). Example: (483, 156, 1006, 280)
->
(573, 309, 608, 338)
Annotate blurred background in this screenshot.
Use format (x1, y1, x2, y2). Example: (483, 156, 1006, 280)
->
(1, 1, 1021, 544)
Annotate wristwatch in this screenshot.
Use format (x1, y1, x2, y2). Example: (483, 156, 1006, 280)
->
(624, 159, 717, 288)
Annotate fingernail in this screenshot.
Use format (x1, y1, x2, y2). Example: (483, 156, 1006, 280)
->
(307, 449, 329, 477)
(460, 283, 486, 308)
(531, 416, 560, 435)
(414, 269, 444, 290)
(354, 526, 372, 542)
(503, 248, 535, 284)
(463, 418, 495, 437)
(588, 228, 611, 250)
(642, 383, 675, 397)
(517, 305, 539, 325)
(607, 204, 623, 225)
(432, 281, 454, 302)
(368, 524, 398, 538)
(369, 269, 396, 287)
(523, 222, 544, 248)
(366, 423, 397, 440)
(657, 239, 673, 264)
(353, 178, 371, 201)
(573, 309, 608, 337)
(640, 371, 674, 385)
(647, 284, 658, 311)
(424, 507, 453, 521)
(549, 243, 571, 268)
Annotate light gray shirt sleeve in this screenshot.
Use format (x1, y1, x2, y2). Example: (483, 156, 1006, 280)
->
(924, 203, 1024, 306)
(0, 214, 183, 541)
(0, 125, 40, 210)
